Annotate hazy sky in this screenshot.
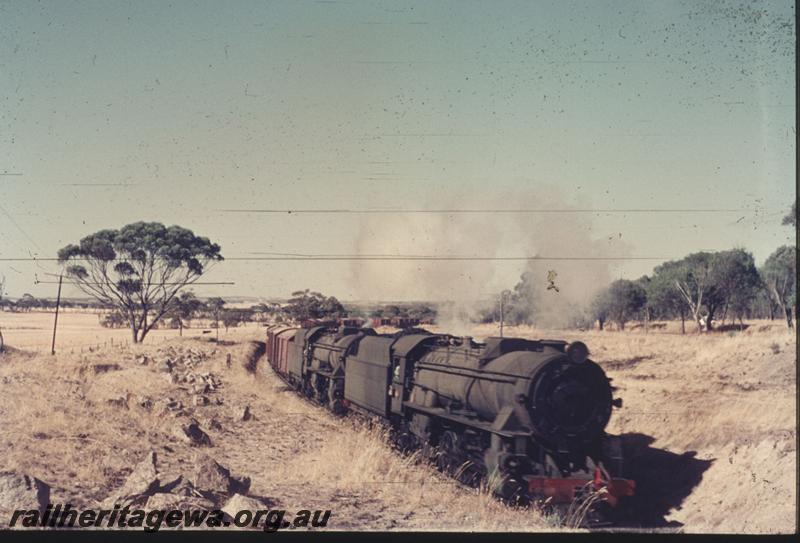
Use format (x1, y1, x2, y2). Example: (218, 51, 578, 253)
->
(0, 0, 795, 301)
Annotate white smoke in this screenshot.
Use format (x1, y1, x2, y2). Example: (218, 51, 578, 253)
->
(348, 185, 631, 332)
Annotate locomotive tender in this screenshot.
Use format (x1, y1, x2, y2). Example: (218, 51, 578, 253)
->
(265, 323, 635, 508)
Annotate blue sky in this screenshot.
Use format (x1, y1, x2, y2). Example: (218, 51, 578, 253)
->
(0, 0, 795, 301)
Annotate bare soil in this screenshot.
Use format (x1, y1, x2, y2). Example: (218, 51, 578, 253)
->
(0, 312, 795, 532)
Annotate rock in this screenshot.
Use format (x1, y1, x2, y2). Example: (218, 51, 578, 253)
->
(106, 396, 129, 409)
(157, 475, 203, 497)
(234, 405, 252, 422)
(156, 361, 172, 373)
(157, 474, 184, 493)
(207, 418, 223, 431)
(136, 355, 149, 365)
(102, 451, 159, 507)
(146, 493, 215, 511)
(194, 396, 209, 407)
(221, 494, 268, 520)
(193, 457, 250, 497)
(92, 363, 121, 374)
(192, 383, 209, 395)
(174, 420, 212, 447)
(167, 373, 178, 385)
(0, 472, 50, 514)
(118, 451, 160, 497)
(137, 396, 153, 410)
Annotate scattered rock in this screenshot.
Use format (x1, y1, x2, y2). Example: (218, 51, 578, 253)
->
(221, 493, 268, 520)
(157, 475, 202, 497)
(162, 398, 184, 412)
(146, 493, 215, 511)
(118, 451, 160, 497)
(0, 472, 50, 514)
(193, 456, 250, 497)
(174, 420, 212, 447)
(92, 363, 121, 374)
(107, 395, 130, 409)
(103, 451, 159, 507)
(234, 405, 252, 422)
(192, 383, 210, 395)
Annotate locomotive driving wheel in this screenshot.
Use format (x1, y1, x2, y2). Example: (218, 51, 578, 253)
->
(435, 431, 462, 475)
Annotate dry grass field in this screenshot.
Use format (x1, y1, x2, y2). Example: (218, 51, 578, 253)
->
(0, 311, 795, 532)
(0, 310, 261, 353)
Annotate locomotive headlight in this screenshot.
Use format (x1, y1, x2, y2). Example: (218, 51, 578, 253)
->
(566, 341, 589, 364)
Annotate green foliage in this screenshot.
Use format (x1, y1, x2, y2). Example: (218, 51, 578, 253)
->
(100, 310, 127, 328)
(57, 222, 223, 343)
(782, 201, 796, 227)
(206, 297, 226, 328)
(762, 245, 796, 328)
(594, 279, 647, 330)
(713, 248, 761, 320)
(167, 290, 204, 330)
(370, 303, 436, 321)
(250, 302, 281, 322)
(647, 260, 688, 320)
(482, 273, 538, 326)
(222, 309, 251, 330)
(285, 289, 345, 322)
(640, 249, 761, 329)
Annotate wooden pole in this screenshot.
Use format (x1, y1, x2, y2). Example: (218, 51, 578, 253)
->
(499, 292, 504, 338)
(51, 274, 63, 355)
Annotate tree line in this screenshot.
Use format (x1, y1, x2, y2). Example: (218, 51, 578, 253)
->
(591, 245, 795, 332)
(1, 208, 794, 345)
(487, 204, 796, 332)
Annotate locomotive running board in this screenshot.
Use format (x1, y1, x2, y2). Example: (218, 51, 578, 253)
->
(402, 402, 530, 438)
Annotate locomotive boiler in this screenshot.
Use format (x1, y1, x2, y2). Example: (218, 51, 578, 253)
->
(264, 324, 635, 511)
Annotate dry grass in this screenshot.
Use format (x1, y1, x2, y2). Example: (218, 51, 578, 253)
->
(0, 312, 795, 532)
(422, 320, 796, 533)
(0, 309, 261, 353)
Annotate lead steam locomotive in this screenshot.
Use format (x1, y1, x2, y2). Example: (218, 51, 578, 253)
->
(264, 323, 635, 510)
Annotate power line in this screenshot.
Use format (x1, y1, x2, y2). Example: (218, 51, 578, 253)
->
(35, 281, 235, 285)
(223, 256, 666, 261)
(1, 255, 678, 262)
(0, 202, 43, 252)
(219, 208, 755, 214)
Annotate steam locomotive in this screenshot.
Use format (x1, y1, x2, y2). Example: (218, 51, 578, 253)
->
(264, 323, 635, 511)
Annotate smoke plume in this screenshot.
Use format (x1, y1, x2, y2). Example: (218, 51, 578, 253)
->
(348, 185, 631, 333)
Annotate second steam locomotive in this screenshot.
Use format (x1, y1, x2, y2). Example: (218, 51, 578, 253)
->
(264, 323, 635, 509)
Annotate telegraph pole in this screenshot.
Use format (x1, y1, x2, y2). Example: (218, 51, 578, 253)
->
(499, 291, 505, 338)
(51, 274, 63, 355)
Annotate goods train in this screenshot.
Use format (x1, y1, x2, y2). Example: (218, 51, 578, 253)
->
(264, 322, 635, 512)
